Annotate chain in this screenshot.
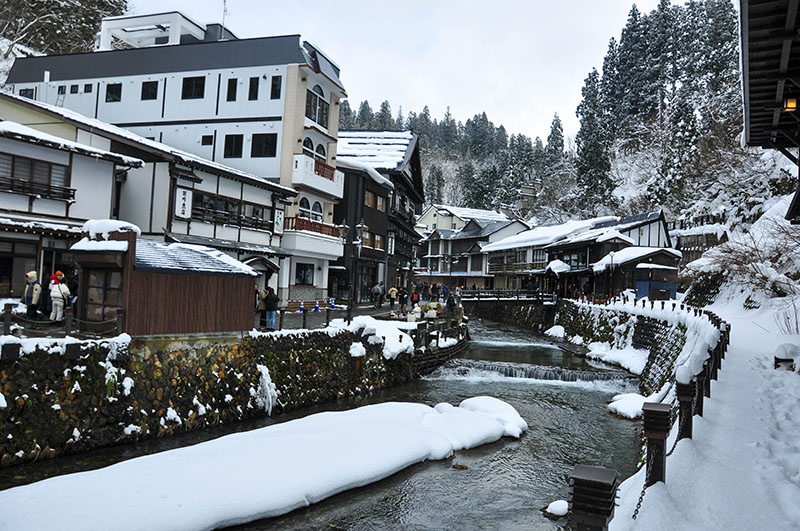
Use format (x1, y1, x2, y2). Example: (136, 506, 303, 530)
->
(631, 451, 652, 520)
(666, 397, 680, 457)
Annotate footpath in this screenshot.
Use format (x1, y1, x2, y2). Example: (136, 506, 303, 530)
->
(612, 296, 800, 530)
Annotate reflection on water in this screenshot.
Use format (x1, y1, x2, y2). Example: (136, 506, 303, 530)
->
(2, 318, 642, 530)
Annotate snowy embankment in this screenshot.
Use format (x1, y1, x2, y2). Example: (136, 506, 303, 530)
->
(0, 397, 526, 531)
(610, 293, 800, 530)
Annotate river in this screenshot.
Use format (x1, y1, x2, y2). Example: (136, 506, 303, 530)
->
(1, 318, 642, 530)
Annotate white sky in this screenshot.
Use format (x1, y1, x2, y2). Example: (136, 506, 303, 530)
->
(129, 0, 662, 141)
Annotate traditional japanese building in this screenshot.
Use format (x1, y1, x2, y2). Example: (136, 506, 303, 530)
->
(337, 131, 424, 290)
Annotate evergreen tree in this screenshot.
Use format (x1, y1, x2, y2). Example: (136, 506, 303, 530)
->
(617, 5, 650, 121)
(356, 100, 375, 130)
(543, 113, 565, 172)
(600, 37, 622, 140)
(0, 0, 127, 55)
(338, 100, 356, 130)
(375, 100, 394, 130)
(531, 136, 546, 185)
(415, 106, 434, 147)
(575, 69, 614, 212)
(438, 107, 458, 153)
(425, 164, 445, 205)
(394, 106, 405, 131)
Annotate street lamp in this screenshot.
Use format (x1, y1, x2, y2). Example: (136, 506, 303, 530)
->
(338, 218, 368, 323)
(608, 250, 615, 302)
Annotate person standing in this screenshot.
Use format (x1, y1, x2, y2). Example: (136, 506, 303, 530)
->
(264, 287, 279, 330)
(371, 282, 382, 309)
(455, 285, 463, 305)
(257, 287, 268, 329)
(379, 281, 385, 308)
(22, 271, 41, 324)
(49, 271, 70, 322)
(398, 287, 409, 315)
(388, 285, 398, 310)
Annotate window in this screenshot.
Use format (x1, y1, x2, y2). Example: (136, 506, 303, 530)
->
(84, 84, 93, 93)
(365, 190, 376, 208)
(295, 263, 314, 285)
(311, 201, 323, 222)
(375, 234, 384, 250)
(141, 80, 158, 100)
(227, 78, 237, 101)
(388, 233, 395, 255)
(223, 134, 243, 158)
(85, 269, 123, 324)
(57, 86, 66, 95)
(376, 196, 386, 212)
(181, 76, 205, 99)
(305, 85, 329, 128)
(298, 197, 311, 218)
(302, 137, 314, 154)
(70, 85, 78, 94)
(105, 83, 122, 102)
(362, 231, 374, 248)
(248, 77, 259, 100)
(270, 75, 282, 99)
(19, 88, 34, 99)
(516, 250, 526, 263)
(201, 135, 213, 146)
(0, 152, 72, 200)
(314, 144, 326, 161)
(251, 133, 277, 158)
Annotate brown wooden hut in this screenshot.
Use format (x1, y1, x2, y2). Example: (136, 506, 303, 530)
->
(71, 223, 257, 336)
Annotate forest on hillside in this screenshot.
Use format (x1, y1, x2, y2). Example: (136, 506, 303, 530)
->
(341, 0, 795, 227)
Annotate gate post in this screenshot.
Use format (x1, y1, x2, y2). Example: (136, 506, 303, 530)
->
(570, 464, 619, 531)
(642, 403, 671, 486)
(676, 382, 695, 440)
(3, 303, 11, 335)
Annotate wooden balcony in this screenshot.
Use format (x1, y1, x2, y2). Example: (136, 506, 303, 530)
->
(314, 159, 335, 181)
(285, 216, 340, 237)
(291, 154, 344, 198)
(1, 176, 75, 201)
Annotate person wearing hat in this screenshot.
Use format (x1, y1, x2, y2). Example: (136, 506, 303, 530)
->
(49, 271, 71, 323)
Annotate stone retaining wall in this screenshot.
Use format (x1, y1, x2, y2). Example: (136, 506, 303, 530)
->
(0, 325, 466, 468)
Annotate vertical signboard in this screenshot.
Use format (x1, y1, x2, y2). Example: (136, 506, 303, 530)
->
(273, 209, 284, 235)
(175, 188, 193, 220)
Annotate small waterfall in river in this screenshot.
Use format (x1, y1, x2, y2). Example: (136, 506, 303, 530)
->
(442, 358, 629, 383)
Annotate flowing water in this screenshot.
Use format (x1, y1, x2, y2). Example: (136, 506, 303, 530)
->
(1, 318, 642, 530)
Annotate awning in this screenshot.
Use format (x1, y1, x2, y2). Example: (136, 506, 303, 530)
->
(164, 231, 288, 258)
(242, 256, 280, 273)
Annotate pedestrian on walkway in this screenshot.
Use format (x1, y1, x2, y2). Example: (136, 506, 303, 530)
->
(264, 287, 279, 330)
(388, 285, 398, 310)
(379, 281, 385, 308)
(398, 287, 409, 315)
(371, 282, 382, 309)
(49, 271, 70, 322)
(22, 271, 41, 325)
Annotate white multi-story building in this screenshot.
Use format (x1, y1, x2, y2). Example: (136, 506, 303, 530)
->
(6, 11, 347, 301)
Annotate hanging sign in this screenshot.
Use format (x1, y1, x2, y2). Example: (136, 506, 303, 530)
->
(175, 188, 192, 220)
(274, 209, 284, 235)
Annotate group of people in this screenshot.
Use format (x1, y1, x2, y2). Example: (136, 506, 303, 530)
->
(256, 285, 279, 330)
(22, 270, 74, 325)
(370, 282, 414, 314)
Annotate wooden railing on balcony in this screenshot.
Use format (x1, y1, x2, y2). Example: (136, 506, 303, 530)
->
(314, 159, 335, 181)
(488, 262, 548, 274)
(1, 176, 76, 201)
(285, 216, 340, 237)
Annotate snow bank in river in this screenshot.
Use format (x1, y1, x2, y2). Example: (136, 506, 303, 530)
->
(0, 397, 526, 531)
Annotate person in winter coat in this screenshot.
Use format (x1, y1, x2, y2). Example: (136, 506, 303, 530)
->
(388, 286, 398, 310)
(49, 271, 71, 322)
(22, 271, 41, 322)
(257, 287, 269, 328)
(398, 287, 409, 315)
(371, 283, 382, 309)
(445, 294, 456, 317)
(264, 287, 279, 330)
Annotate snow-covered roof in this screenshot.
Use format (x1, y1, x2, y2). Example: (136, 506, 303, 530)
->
(135, 240, 257, 277)
(592, 247, 682, 273)
(670, 223, 727, 238)
(82, 219, 141, 239)
(0, 216, 82, 234)
(334, 157, 393, 190)
(429, 204, 509, 223)
(0, 120, 142, 167)
(635, 263, 678, 270)
(482, 216, 616, 253)
(0, 92, 295, 196)
(336, 131, 414, 171)
(546, 259, 570, 276)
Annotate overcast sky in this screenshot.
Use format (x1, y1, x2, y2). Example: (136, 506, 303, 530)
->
(130, 0, 663, 141)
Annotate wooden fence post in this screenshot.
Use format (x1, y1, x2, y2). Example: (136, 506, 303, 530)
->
(64, 307, 73, 336)
(115, 309, 125, 335)
(279, 310, 285, 331)
(570, 464, 619, 531)
(676, 382, 695, 440)
(642, 403, 671, 486)
(326, 308, 331, 327)
(694, 371, 705, 416)
(302, 309, 308, 330)
(3, 303, 11, 335)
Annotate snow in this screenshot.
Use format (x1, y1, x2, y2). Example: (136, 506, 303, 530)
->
(82, 219, 141, 239)
(611, 297, 800, 530)
(482, 216, 616, 253)
(337, 130, 414, 170)
(0, 120, 142, 167)
(670, 223, 727, 238)
(121, 377, 134, 396)
(0, 398, 527, 530)
(544, 325, 565, 338)
(635, 263, 678, 270)
(586, 342, 650, 375)
(136, 241, 258, 277)
(546, 499, 569, 517)
(774, 343, 800, 360)
(430, 204, 510, 223)
(253, 364, 278, 415)
(546, 259, 570, 275)
(596, 229, 635, 244)
(70, 237, 129, 252)
(0, 333, 130, 359)
(607, 385, 669, 419)
(334, 157, 394, 189)
(0, 217, 82, 234)
(329, 316, 414, 359)
(0, 392, 6, 409)
(349, 341, 366, 357)
(592, 247, 682, 272)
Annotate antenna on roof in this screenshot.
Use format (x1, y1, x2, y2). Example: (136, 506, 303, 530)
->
(221, 0, 228, 40)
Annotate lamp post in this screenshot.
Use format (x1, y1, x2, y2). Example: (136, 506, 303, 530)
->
(338, 218, 367, 324)
(608, 250, 615, 302)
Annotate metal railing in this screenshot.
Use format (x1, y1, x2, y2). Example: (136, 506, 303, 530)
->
(461, 289, 558, 303)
